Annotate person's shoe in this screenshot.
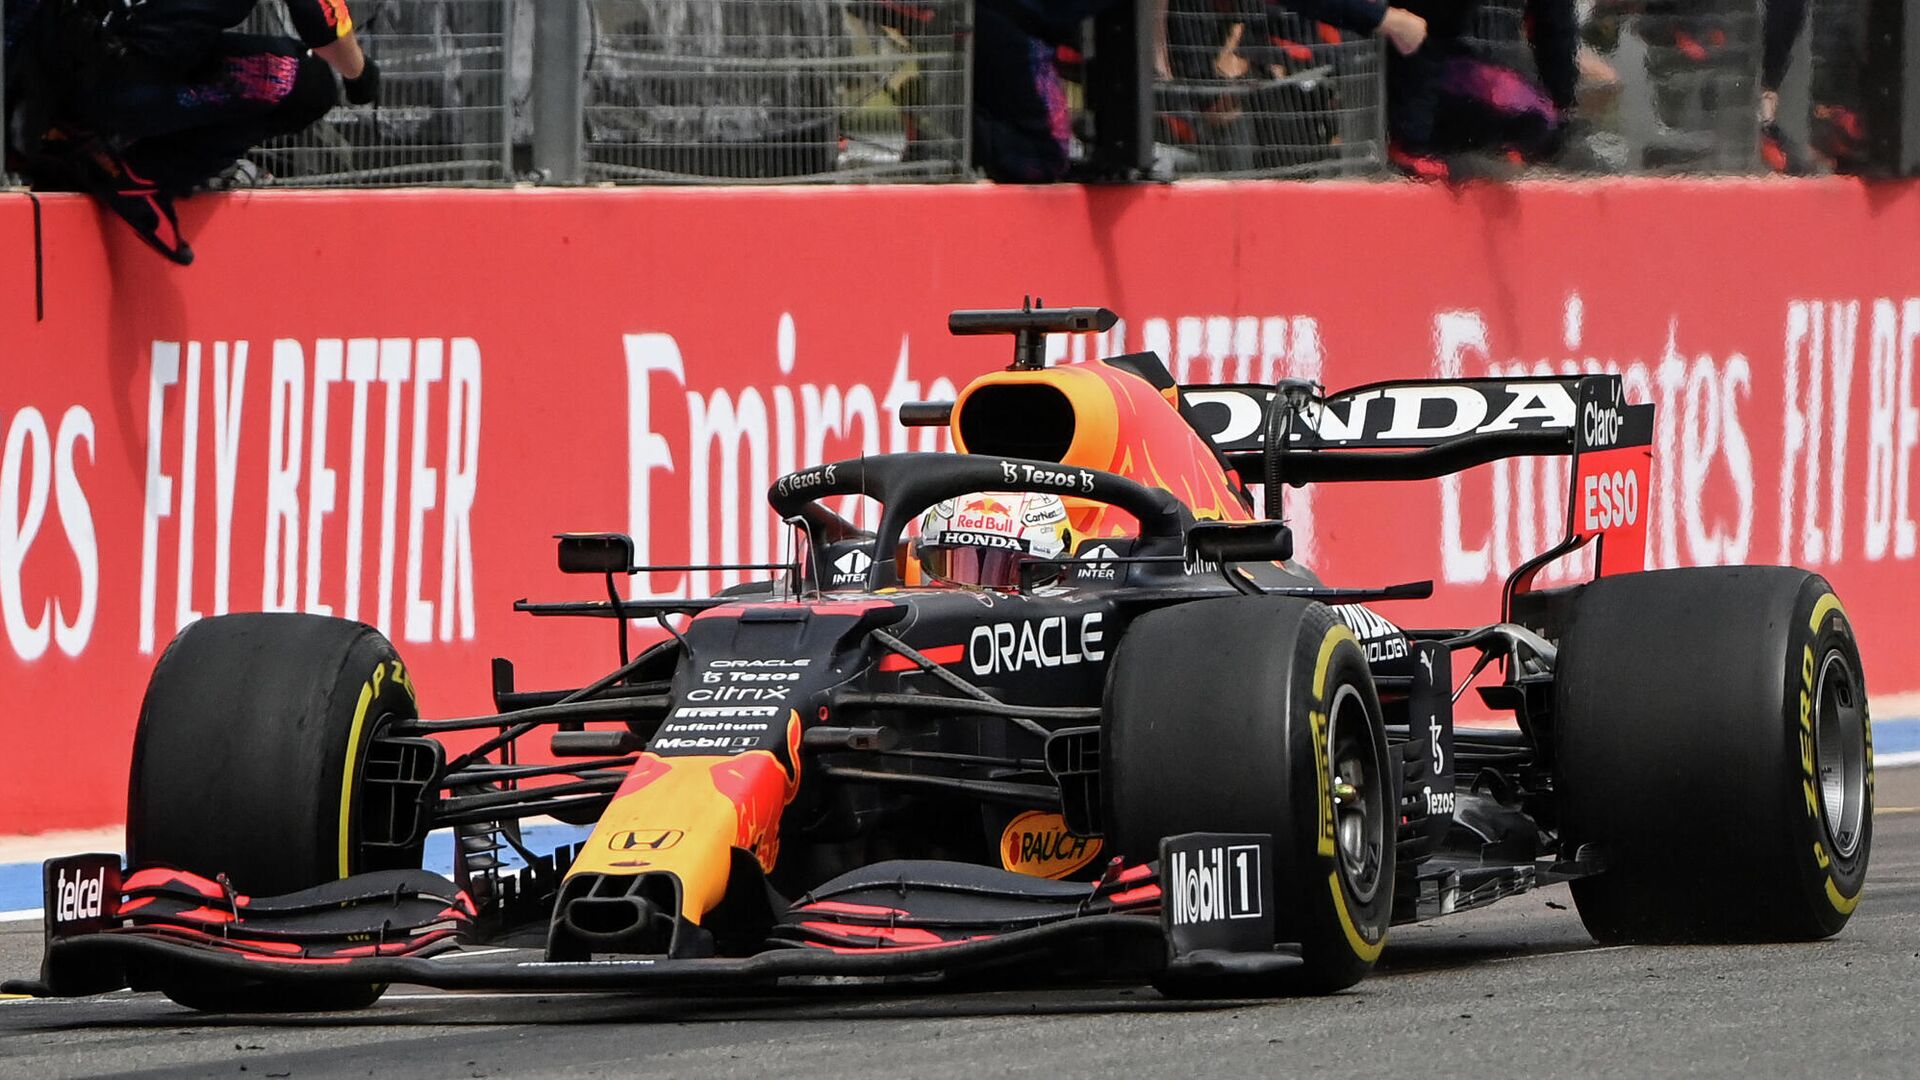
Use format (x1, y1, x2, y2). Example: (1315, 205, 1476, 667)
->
(197, 158, 271, 192)
(73, 142, 194, 265)
(1761, 121, 1816, 175)
(96, 184, 194, 265)
(1388, 142, 1452, 181)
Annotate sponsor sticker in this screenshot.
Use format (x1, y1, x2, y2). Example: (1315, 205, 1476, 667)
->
(1186, 379, 1585, 452)
(683, 686, 790, 703)
(830, 548, 874, 586)
(42, 854, 120, 937)
(775, 463, 837, 498)
(1023, 498, 1067, 527)
(652, 735, 761, 752)
(1331, 604, 1410, 662)
(608, 829, 684, 852)
(1159, 833, 1274, 957)
(997, 460, 1098, 493)
(1075, 544, 1121, 581)
(999, 810, 1103, 879)
(941, 531, 1025, 550)
(967, 613, 1105, 675)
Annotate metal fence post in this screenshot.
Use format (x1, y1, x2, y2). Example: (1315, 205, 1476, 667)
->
(500, 0, 516, 183)
(1085, 0, 1154, 180)
(1, 0, 10, 187)
(531, 0, 585, 184)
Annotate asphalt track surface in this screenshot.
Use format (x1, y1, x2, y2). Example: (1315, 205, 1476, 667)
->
(5, 769, 1920, 1079)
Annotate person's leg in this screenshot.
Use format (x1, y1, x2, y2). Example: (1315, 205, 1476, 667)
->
(1386, 46, 1444, 150)
(61, 35, 335, 264)
(77, 34, 333, 152)
(116, 40, 338, 192)
(970, 3, 1072, 182)
(1428, 53, 1564, 159)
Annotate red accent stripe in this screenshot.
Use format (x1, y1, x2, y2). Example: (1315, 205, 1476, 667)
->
(805, 936, 989, 955)
(130, 926, 305, 955)
(796, 900, 910, 918)
(124, 868, 228, 898)
(161, 906, 237, 925)
(877, 644, 963, 671)
(799, 921, 944, 946)
(1107, 885, 1161, 906)
(696, 600, 894, 621)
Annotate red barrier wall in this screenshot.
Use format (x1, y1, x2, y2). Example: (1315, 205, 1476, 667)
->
(3, 178, 1918, 834)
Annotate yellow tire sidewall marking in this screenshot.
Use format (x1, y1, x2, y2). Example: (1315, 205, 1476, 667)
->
(1310, 624, 1385, 959)
(337, 661, 401, 879)
(1804, 592, 1866, 915)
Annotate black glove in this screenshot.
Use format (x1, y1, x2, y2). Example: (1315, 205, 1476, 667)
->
(342, 59, 380, 106)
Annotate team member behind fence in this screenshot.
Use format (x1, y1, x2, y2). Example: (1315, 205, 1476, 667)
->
(1285, 0, 1578, 177)
(3, 0, 379, 264)
(970, 0, 1123, 182)
(1582, 1, 1811, 173)
(1758, 0, 1811, 171)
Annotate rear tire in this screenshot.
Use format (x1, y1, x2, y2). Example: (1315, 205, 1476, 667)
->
(1105, 597, 1394, 994)
(1555, 567, 1871, 943)
(127, 613, 423, 1011)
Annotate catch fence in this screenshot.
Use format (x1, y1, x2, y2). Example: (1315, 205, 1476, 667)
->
(243, 0, 517, 186)
(0, 0, 1864, 189)
(1157, 4, 1387, 179)
(581, 0, 972, 183)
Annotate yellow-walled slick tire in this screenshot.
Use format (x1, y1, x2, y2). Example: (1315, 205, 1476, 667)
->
(1104, 596, 1394, 994)
(1555, 567, 1871, 943)
(126, 613, 423, 1011)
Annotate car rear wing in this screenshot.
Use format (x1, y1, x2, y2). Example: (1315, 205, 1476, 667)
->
(1183, 373, 1653, 591)
(1182, 375, 1607, 484)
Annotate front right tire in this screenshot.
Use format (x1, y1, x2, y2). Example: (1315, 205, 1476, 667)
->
(127, 612, 423, 1010)
(1104, 596, 1394, 993)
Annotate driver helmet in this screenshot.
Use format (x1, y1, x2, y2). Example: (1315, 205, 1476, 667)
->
(914, 491, 1071, 589)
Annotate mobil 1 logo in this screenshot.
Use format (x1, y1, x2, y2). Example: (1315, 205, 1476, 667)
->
(1159, 833, 1274, 957)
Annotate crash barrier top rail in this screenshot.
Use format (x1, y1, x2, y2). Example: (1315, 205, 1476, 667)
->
(0, 0, 1904, 188)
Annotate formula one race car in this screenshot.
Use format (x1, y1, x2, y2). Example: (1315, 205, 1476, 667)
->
(11, 304, 1874, 1010)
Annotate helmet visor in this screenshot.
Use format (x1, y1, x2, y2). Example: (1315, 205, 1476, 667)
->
(919, 544, 1053, 589)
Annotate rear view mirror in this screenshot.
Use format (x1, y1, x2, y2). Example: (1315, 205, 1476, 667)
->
(555, 532, 635, 575)
(1187, 521, 1293, 565)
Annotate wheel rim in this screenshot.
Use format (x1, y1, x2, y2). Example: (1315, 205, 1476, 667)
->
(1327, 683, 1385, 905)
(1814, 650, 1869, 861)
